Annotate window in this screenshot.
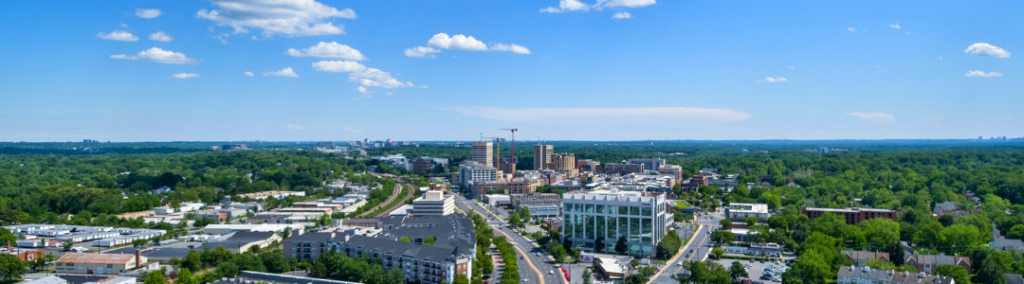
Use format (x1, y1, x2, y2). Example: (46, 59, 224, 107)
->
(564, 204, 572, 212)
(618, 217, 628, 241)
(596, 216, 606, 242)
(630, 217, 641, 242)
(585, 204, 595, 213)
(585, 215, 595, 239)
(608, 206, 617, 215)
(630, 206, 640, 216)
(642, 206, 652, 216)
(596, 204, 605, 214)
(619, 205, 628, 215)
(641, 218, 652, 243)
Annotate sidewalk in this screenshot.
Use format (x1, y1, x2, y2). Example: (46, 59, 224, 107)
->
(645, 225, 703, 284)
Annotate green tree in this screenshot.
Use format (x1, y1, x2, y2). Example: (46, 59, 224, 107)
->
(711, 230, 735, 245)
(1004, 224, 1024, 239)
(400, 237, 411, 243)
(615, 237, 628, 255)
(278, 227, 292, 240)
(508, 214, 522, 229)
(144, 269, 166, 284)
(452, 274, 470, 284)
(745, 217, 758, 226)
(582, 269, 592, 284)
(549, 243, 567, 263)
(934, 265, 970, 284)
(0, 254, 26, 282)
(710, 247, 725, 259)
(177, 268, 197, 284)
(424, 236, 437, 246)
(720, 219, 732, 227)
(62, 239, 74, 251)
(519, 207, 531, 223)
(624, 274, 644, 284)
(181, 250, 202, 271)
(859, 218, 901, 247)
(729, 261, 749, 280)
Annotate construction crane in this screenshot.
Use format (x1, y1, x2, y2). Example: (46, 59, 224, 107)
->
(499, 128, 518, 164)
(482, 137, 505, 167)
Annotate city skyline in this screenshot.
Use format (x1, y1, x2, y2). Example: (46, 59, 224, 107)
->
(2, 0, 1022, 141)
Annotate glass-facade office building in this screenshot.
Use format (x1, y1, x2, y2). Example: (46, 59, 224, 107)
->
(562, 190, 669, 257)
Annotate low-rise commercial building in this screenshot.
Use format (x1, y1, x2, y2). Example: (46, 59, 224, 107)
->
(562, 190, 670, 257)
(55, 252, 147, 275)
(725, 203, 771, 220)
(510, 193, 561, 208)
(801, 205, 899, 225)
(207, 231, 281, 253)
(412, 190, 455, 216)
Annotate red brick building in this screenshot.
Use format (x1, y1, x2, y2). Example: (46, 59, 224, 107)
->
(801, 205, 899, 225)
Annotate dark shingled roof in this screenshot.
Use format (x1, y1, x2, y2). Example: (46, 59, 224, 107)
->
(341, 235, 456, 263)
(211, 271, 360, 284)
(377, 215, 476, 258)
(207, 231, 276, 249)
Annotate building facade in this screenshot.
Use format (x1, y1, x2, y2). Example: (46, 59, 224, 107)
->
(55, 252, 146, 275)
(458, 161, 498, 193)
(627, 158, 666, 171)
(551, 153, 579, 176)
(413, 158, 434, 174)
(471, 141, 493, 167)
(412, 191, 455, 216)
(801, 206, 899, 225)
(725, 203, 771, 220)
(510, 193, 561, 208)
(657, 164, 684, 182)
(605, 163, 644, 176)
(836, 266, 955, 284)
(533, 145, 553, 170)
(562, 191, 670, 258)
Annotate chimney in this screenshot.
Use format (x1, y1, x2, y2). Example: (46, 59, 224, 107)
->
(135, 249, 141, 268)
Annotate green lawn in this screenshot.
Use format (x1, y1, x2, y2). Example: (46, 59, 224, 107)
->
(676, 201, 691, 208)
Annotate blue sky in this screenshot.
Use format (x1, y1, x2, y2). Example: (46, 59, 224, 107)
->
(1, 0, 1021, 142)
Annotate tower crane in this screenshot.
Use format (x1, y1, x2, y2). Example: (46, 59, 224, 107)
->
(482, 137, 505, 167)
(499, 128, 518, 164)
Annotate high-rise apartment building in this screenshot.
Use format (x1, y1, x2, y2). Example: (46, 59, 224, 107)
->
(562, 190, 669, 258)
(551, 153, 579, 176)
(471, 141, 493, 166)
(533, 145, 553, 170)
(458, 161, 498, 194)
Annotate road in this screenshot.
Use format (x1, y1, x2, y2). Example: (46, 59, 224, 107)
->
(454, 194, 566, 284)
(649, 208, 726, 284)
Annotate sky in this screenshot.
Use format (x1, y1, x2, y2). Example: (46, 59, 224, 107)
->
(1, 0, 1022, 142)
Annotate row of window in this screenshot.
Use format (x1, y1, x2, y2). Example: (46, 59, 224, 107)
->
(564, 214, 660, 243)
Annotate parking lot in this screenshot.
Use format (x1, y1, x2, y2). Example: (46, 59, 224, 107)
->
(713, 257, 790, 284)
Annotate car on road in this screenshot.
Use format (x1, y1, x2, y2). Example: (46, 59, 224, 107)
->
(677, 261, 683, 266)
(522, 278, 528, 282)
(549, 270, 554, 275)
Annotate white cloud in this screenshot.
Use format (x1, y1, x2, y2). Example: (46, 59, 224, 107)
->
(263, 67, 299, 77)
(452, 106, 750, 125)
(540, 0, 590, 13)
(149, 31, 173, 42)
(310, 61, 413, 88)
(97, 30, 138, 42)
(612, 12, 632, 19)
(244, 71, 254, 76)
(848, 112, 895, 123)
(311, 60, 366, 73)
(385, 92, 394, 96)
(284, 124, 304, 130)
(599, 0, 656, 8)
(136, 8, 162, 19)
(890, 23, 900, 29)
(169, 73, 201, 79)
(964, 70, 1002, 77)
(110, 47, 200, 64)
(789, 66, 795, 69)
(196, 0, 356, 37)
(357, 86, 372, 94)
(757, 77, 787, 83)
(405, 46, 441, 58)
(964, 43, 1011, 58)
(286, 42, 366, 60)
(490, 43, 531, 54)
(847, 27, 856, 32)
(428, 33, 488, 51)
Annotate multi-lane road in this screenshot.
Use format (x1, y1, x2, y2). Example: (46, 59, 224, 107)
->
(650, 208, 726, 284)
(454, 194, 566, 284)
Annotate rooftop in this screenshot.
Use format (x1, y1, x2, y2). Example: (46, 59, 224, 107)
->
(57, 253, 135, 264)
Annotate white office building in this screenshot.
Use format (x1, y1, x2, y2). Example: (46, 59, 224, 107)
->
(562, 190, 670, 258)
(458, 161, 498, 192)
(725, 203, 771, 220)
(412, 191, 455, 216)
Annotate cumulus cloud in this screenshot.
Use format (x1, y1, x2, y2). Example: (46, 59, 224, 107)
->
(386, 92, 393, 96)
(490, 43, 531, 54)
(244, 71, 254, 76)
(311, 61, 413, 88)
(757, 77, 787, 83)
(428, 33, 488, 51)
(452, 106, 750, 125)
(286, 42, 366, 60)
(149, 31, 173, 42)
(600, 0, 656, 8)
(169, 73, 200, 79)
(964, 70, 1002, 77)
(405, 46, 441, 58)
(890, 23, 900, 29)
(409, 33, 530, 56)
(541, 0, 654, 13)
(136, 8, 162, 19)
(111, 47, 200, 64)
(612, 12, 632, 19)
(357, 86, 372, 95)
(964, 43, 1011, 58)
(197, 0, 356, 37)
(97, 31, 138, 42)
(848, 112, 895, 123)
(847, 27, 857, 32)
(263, 67, 299, 77)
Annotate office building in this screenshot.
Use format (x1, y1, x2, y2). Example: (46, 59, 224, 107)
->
(836, 266, 955, 284)
(498, 156, 516, 175)
(628, 158, 666, 171)
(412, 190, 455, 216)
(523, 204, 560, 218)
(472, 178, 537, 196)
(413, 157, 434, 174)
(56, 252, 147, 275)
(510, 193, 561, 208)
(605, 163, 644, 176)
(471, 141, 493, 167)
(533, 145, 553, 170)
(801, 205, 899, 225)
(551, 153, 579, 176)
(457, 161, 498, 193)
(657, 164, 684, 182)
(578, 159, 601, 173)
(725, 203, 771, 220)
(562, 190, 670, 257)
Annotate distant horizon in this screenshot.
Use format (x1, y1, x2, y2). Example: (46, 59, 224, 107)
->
(5, 138, 1022, 143)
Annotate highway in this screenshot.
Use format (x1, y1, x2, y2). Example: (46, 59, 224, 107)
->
(454, 194, 566, 284)
(649, 208, 726, 284)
